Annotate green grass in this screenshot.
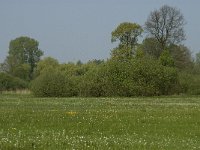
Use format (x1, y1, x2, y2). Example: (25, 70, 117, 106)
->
(0, 94, 200, 149)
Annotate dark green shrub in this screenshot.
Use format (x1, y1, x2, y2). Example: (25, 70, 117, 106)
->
(179, 72, 200, 95)
(31, 69, 76, 97)
(0, 72, 28, 91)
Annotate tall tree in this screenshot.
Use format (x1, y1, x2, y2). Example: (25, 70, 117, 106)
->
(169, 44, 193, 70)
(112, 22, 143, 49)
(145, 5, 186, 50)
(139, 38, 163, 58)
(111, 22, 143, 59)
(6, 36, 43, 79)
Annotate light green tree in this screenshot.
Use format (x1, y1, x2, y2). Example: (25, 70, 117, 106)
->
(33, 57, 59, 78)
(111, 22, 143, 59)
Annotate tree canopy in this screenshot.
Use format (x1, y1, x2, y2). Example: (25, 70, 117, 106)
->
(111, 22, 143, 60)
(145, 5, 186, 49)
(6, 36, 43, 79)
(112, 22, 143, 49)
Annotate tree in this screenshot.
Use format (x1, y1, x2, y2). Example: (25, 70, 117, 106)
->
(111, 22, 143, 59)
(6, 36, 43, 79)
(112, 22, 143, 49)
(139, 38, 163, 58)
(169, 44, 193, 70)
(145, 5, 186, 50)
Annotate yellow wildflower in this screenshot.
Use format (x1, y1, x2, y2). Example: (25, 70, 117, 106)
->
(66, 111, 77, 116)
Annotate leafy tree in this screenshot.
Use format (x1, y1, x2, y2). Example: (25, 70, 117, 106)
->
(112, 22, 143, 48)
(169, 44, 193, 70)
(6, 36, 43, 79)
(139, 38, 163, 58)
(111, 22, 143, 59)
(145, 5, 186, 49)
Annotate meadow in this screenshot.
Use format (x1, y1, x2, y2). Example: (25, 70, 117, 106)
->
(0, 94, 200, 149)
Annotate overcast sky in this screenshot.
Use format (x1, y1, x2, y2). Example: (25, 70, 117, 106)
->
(0, 0, 199, 63)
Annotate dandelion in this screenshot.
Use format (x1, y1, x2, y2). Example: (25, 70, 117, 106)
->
(66, 111, 78, 116)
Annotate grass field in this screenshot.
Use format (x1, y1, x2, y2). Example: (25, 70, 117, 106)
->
(0, 94, 200, 149)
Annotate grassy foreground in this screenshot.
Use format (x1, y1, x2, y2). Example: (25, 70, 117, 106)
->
(0, 95, 200, 149)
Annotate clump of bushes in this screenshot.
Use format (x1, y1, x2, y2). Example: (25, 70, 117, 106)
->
(78, 64, 107, 97)
(30, 58, 180, 97)
(31, 68, 76, 97)
(79, 58, 178, 97)
(0, 72, 28, 92)
(178, 72, 200, 95)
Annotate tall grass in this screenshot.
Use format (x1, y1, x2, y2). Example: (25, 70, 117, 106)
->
(1, 89, 31, 95)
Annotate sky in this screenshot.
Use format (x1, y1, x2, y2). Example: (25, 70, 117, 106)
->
(0, 0, 200, 63)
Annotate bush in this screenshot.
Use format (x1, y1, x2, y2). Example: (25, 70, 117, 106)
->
(78, 65, 107, 97)
(179, 72, 200, 95)
(106, 58, 178, 96)
(31, 69, 76, 97)
(31, 56, 179, 97)
(0, 72, 28, 92)
(79, 58, 179, 97)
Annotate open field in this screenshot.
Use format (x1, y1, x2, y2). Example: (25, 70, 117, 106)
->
(0, 94, 200, 149)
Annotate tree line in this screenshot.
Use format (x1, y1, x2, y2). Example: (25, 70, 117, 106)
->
(1, 5, 200, 96)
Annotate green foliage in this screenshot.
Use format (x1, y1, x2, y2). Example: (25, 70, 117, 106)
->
(139, 38, 163, 58)
(121, 59, 178, 96)
(110, 47, 133, 61)
(78, 65, 106, 97)
(0, 73, 28, 91)
(12, 64, 31, 81)
(135, 48, 145, 59)
(159, 50, 174, 67)
(178, 72, 200, 95)
(6, 36, 43, 79)
(169, 44, 193, 70)
(78, 58, 178, 97)
(33, 57, 59, 78)
(31, 68, 76, 97)
(111, 22, 143, 60)
(112, 22, 143, 48)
